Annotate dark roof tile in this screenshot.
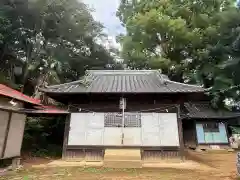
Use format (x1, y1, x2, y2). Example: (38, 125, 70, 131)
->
(40, 70, 205, 93)
(184, 102, 240, 119)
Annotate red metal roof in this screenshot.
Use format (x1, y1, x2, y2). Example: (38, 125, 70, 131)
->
(0, 84, 68, 114)
(0, 84, 41, 105)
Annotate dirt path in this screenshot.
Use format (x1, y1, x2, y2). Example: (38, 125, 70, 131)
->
(0, 150, 238, 180)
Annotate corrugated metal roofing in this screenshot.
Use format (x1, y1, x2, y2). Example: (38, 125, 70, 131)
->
(0, 84, 67, 114)
(0, 84, 41, 105)
(184, 102, 240, 119)
(40, 70, 205, 93)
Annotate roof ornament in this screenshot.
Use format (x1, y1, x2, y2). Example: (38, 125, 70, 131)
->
(156, 69, 168, 85)
(80, 70, 95, 87)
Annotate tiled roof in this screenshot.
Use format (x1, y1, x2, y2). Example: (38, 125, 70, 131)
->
(184, 102, 240, 119)
(0, 84, 41, 105)
(40, 70, 205, 94)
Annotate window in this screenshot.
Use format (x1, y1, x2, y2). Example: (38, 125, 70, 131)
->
(104, 113, 141, 127)
(104, 113, 122, 127)
(203, 123, 219, 132)
(124, 113, 141, 127)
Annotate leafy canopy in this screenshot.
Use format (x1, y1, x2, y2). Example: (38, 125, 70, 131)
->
(117, 0, 240, 105)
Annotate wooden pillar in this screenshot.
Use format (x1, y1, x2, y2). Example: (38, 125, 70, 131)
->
(177, 105, 185, 161)
(224, 121, 231, 147)
(1, 112, 12, 158)
(62, 114, 70, 159)
(193, 119, 200, 149)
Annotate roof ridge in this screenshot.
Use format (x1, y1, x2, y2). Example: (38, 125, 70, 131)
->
(87, 69, 160, 75)
(87, 70, 158, 72)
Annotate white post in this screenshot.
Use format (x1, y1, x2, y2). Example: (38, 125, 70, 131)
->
(121, 97, 125, 145)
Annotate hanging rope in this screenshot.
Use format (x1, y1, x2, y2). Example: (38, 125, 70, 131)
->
(68, 103, 179, 114)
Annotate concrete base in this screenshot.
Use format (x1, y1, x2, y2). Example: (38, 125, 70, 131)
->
(104, 160, 142, 168)
(104, 149, 142, 168)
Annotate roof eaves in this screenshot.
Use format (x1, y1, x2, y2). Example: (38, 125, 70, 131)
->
(0, 84, 41, 105)
(165, 80, 205, 90)
(44, 80, 83, 89)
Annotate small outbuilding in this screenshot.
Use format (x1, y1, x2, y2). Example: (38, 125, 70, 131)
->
(0, 84, 41, 162)
(182, 102, 240, 150)
(0, 84, 67, 167)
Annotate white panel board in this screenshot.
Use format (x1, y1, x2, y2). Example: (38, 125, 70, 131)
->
(141, 113, 159, 132)
(85, 113, 104, 145)
(68, 113, 88, 145)
(87, 113, 104, 128)
(123, 128, 141, 146)
(159, 113, 179, 146)
(85, 129, 104, 145)
(141, 113, 161, 146)
(0, 110, 9, 157)
(68, 113, 104, 146)
(4, 113, 26, 158)
(104, 128, 122, 146)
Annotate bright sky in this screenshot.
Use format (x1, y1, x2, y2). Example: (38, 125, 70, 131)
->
(82, 0, 125, 49)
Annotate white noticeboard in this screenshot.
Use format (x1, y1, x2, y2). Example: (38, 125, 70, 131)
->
(103, 128, 122, 146)
(68, 113, 104, 146)
(141, 113, 179, 147)
(68, 112, 180, 147)
(141, 113, 161, 146)
(159, 113, 179, 146)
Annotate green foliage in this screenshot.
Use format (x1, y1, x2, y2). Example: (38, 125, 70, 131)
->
(0, 0, 122, 156)
(118, 0, 240, 105)
(22, 116, 65, 157)
(0, 0, 121, 94)
(0, 0, 123, 157)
